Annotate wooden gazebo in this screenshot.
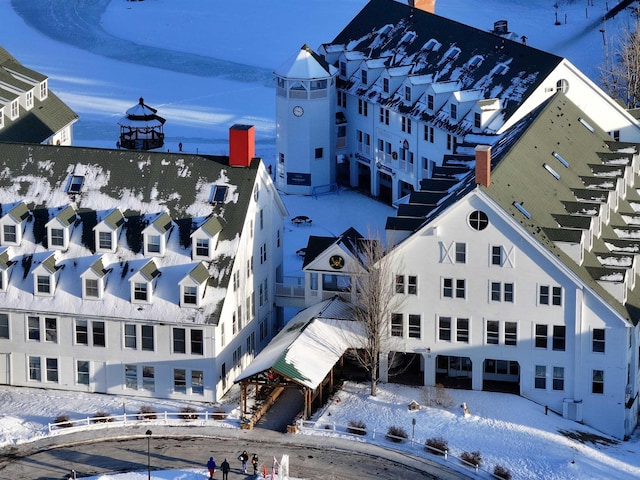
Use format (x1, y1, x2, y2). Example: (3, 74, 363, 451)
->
(117, 97, 165, 150)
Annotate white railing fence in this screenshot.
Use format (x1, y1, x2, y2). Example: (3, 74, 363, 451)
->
(297, 419, 508, 480)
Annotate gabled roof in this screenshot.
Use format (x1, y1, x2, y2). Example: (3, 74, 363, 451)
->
(302, 227, 367, 268)
(100, 208, 125, 230)
(391, 92, 640, 323)
(0, 47, 78, 144)
(325, 0, 562, 123)
(235, 297, 364, 389)
(0, 142, 267, 323)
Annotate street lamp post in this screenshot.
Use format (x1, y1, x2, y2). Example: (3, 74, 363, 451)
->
(146, 429, 152, 480)
(411, 418, 416, 444)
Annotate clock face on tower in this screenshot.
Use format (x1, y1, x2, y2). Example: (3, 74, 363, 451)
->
(293, 105, 304, 117)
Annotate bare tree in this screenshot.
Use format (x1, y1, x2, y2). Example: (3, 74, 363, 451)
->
(349, 231, 406, 396)
(599, 19, 640, 108)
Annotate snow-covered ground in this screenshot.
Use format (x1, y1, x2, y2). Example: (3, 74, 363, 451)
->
(1, 0, 640, 479)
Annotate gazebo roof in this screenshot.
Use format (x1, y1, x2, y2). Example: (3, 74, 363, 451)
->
(118, 97, 166, 126)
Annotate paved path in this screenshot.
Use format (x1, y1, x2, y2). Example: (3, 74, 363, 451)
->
(0, 424, 476, 480)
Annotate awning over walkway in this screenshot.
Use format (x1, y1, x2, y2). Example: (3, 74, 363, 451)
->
(236, 296, 364, 390)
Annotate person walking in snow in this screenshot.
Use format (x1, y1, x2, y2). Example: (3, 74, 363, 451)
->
(220, 458, 230, 480)
(238, 450, 249, 474)
(207, 456, 216, 479)
(251, 453, 259, 475)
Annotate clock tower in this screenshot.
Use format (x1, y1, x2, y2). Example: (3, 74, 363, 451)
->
(274, 44, 337, 195)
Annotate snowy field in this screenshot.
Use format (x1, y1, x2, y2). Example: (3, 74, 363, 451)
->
(1, 0, 640, 479)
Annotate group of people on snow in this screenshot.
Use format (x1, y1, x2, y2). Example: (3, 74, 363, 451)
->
(207, 450, 260, 479)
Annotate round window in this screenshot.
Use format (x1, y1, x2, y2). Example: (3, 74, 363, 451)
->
(469, 210, 489, 231)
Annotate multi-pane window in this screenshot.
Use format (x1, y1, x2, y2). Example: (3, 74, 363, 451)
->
(358, 99, 368, 116)
(337, 91, 346, 107)
(85, 279, 99, 298)
(535, 365, 546, 389)
(592, 369, 604, 394)
(361, 69, 368, 84)
(401, 116, 412, 133)
(233, 346, 242, 368)
(391, 313, 403, 337)
(191, 329, 204, 355)
(77, 360, 90, 385)
(424, 125, 434, 143)
(147, 235, 161, 253)
(174, 369, 187, 393)
(141, 325, 154, 351)
(259, 318, 268, 341)
(173, 328, 186, 353)
(552, 325, 566, 351)
(395, 274, 405, 293)
(408, 314, 421, 339)
(43, 317, 56, 342)
(192, 370, 204, 395)
(443, 278, 465, 299)
(535, 324, 547, 348)
(592, 328, 605, 353)
(3, 225, 16, 243)
(125, 364, 138, 389)
(99, 231, 112, 250)
(142, 366, 155, 391)
(468, 210, 488, 231)
(438, 316, 451, 341)
(474, 112, 481, 128)
(408, 276, 417, 294)
(450, 103, 457, 120)
(540, 285, 562, 305)
(455, 242, 466, 263)
(184, 286, 197, 305)
(93, 321, 105, 346)
(124, 324, 137, 349)
(196, 239, 209, 257)
(28, 316, 40, 341)
(553, 367, 564, 391)
(379, 108, 389, 125)
(46, 358, 58, 383)
(491, 246, 502, 265)
(486, 320, 499, 344)
(315, 148, 323, 159)
(37, 275, 51, 294)
(28, 356, 41, 381)
(0, 313, 8, 339)
(446, 134, 454, 151)
(76, 319, 88, 345)
(456, 318, 469, 343)
(404, 86, 411, 102)
(427, 94, 434, 110)
(383, 78, 389, 93)
(134, 283, 148, 301)
(491, 282, 514, 302)
(504, 322, 517, 346)
(50, 228, 64, 246)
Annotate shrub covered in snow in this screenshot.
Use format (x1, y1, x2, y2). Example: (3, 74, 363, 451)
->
(347, 419, 367, 435)
(493, 465, 512, 480)
(386, 425, 408, 443)
(425, 436, 448, 455)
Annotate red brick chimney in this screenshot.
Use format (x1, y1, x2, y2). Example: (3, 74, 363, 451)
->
(229, 124, 255, 167)
(475, 145, 491, 187)
(409, 0, 436, 14)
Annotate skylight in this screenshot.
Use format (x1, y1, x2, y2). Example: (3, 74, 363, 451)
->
(513, 202, 531, 219)
(211, 185, 228, 203)
(68, 175, 84, 194)
(543, 163, 560, 180)
(579, 117, 595, 133)
(552, 151, 569, 168)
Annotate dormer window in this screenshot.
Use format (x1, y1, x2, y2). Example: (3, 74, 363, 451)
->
(93, 208, 124, 254)
(25, 90, 33, 109)
(0, 201, 29, 246)
(142, 212, 171, 257)
(81, 257, 109, 300)
(339, 61, 346, 77)
(404, 86, 411, 102)
(474, 112, 481, 128)
(191, 215, 221, 261)
(0, 108, 4, 128)
(32, 252, 57, 297)
(40, 80, 48, 100)
(423, 38, 438, 51)
(10, 100, 18, 119)
(3, 225, 16, 244)
(361, 69, 368, 85)
(427, 94, 434, 111)
(46, 205, 76, 251)
(129, 259, 159, 304)
(179, 262, 209, 308)
(450, 103, 457, 120)
(443, 47, 461, 62)
(383, 78, 389, 93)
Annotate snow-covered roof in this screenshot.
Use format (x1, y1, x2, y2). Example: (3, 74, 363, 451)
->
(274, 44, 337, 79)
(0, 142, 265, 324)
(235, 297, 364, 389)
